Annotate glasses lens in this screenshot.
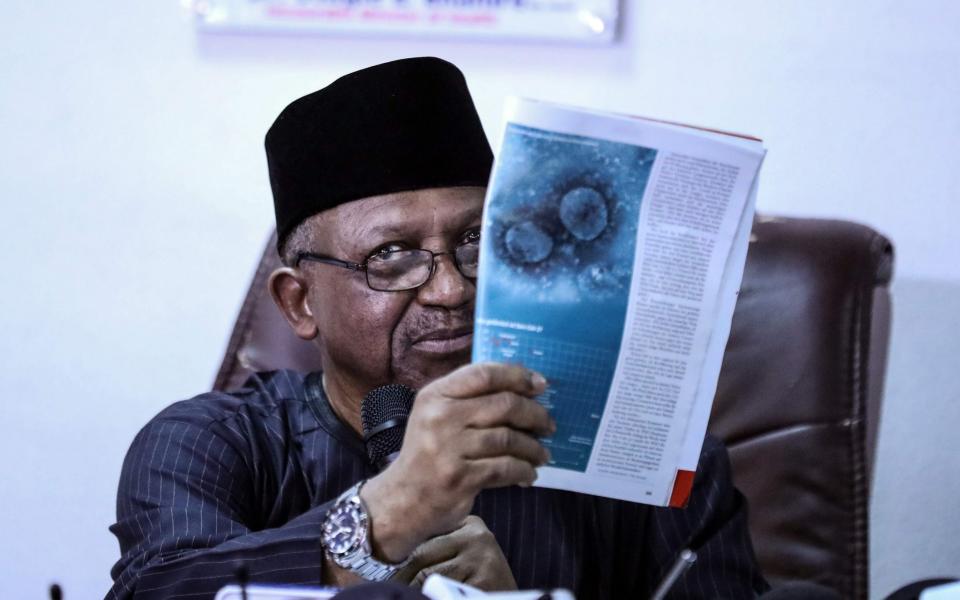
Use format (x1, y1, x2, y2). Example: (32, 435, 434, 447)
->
(455, 241, 479, 278)
(366, 250, 433, 291)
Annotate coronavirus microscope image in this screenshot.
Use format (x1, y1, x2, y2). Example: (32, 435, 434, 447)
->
(485, 124, 656, 303)
(560, 186, 608, 241)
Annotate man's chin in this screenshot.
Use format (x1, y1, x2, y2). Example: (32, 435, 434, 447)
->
(393, 341, 473, 390)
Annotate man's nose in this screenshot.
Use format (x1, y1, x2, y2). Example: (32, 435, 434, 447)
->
(416, 253, 474, 308)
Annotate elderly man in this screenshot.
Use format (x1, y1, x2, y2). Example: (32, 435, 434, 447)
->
(108, 57, 768, 599)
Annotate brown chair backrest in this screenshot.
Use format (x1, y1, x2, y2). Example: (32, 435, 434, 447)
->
(214, 215, 894, 599)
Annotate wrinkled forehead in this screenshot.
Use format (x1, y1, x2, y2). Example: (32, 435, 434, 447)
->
(316, 186, 486, 249)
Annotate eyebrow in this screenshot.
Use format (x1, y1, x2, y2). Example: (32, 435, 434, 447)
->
(358, 209, 483, 242)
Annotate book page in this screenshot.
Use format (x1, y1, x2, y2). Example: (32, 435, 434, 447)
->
(472, 98, 764, 505)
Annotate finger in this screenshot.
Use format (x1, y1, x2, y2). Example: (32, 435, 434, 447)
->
(411, 558, 473, 589)
(429, 362, 546, 399)
(460, 427, 550, 466)
(396, 541, 456, 585)
(458, 514, 488, 534)
(405, 527, 463, 570)
(401, 516, 485, 579)
(466, 456, 539, 490)
(461, 392, 555, 437)
(466, 567, 518, 593)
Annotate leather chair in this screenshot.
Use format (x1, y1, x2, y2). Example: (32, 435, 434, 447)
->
(214, 216, 894, 599)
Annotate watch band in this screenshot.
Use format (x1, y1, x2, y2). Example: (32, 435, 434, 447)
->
(323, 479, 410, 582)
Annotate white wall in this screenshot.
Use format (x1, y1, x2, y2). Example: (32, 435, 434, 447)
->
(1, 1, 958, 597)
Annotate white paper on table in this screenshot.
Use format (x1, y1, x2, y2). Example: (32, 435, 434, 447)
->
(423, 573, 576, 600)
(215, 584, 337, 600)
(921, 581, 960, 600)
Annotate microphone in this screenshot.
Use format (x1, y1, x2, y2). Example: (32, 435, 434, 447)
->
(234, 564, 250, 600)
(361, 384, 416, 470)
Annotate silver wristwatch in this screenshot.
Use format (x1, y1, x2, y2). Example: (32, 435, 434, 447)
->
(321, 480, 409, 582)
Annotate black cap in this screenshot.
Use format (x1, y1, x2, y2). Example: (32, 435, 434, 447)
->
(265, 57, 494, 250)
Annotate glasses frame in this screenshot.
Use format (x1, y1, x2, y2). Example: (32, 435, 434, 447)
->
(295, 241, 479, 292)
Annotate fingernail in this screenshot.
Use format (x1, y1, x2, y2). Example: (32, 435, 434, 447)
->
(531, 372, 547, 389)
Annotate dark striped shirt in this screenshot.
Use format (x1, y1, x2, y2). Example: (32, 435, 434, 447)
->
(108, 370, 768, 599)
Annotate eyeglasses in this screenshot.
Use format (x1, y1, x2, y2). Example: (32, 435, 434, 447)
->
(295, 235, 480, 292)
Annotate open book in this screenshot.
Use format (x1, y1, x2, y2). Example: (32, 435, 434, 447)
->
(472, 98, 765, 507)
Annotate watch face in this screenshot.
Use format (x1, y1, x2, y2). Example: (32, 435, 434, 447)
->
(323, 499, 366, 556)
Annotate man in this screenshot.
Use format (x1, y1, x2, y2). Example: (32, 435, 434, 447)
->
(108, 57, 769, 599)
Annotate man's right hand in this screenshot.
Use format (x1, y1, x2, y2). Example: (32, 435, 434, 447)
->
(396, 515, 517, 591)
(360, 362, 554, 564)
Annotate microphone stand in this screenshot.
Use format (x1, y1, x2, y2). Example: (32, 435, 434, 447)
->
(650, 548, 697, 600)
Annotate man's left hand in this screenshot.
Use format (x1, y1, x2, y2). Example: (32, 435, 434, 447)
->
(394, 515, 517, 591)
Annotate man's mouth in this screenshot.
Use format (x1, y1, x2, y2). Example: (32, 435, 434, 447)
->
(411, 326, 474, 355)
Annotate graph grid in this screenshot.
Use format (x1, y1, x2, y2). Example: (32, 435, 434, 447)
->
(474, 325, 618, 472)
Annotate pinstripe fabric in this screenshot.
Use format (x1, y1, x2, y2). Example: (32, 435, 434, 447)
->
(108, 370, 768, 599)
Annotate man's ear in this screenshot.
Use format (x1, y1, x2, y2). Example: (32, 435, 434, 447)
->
(268, 267, 319, 340)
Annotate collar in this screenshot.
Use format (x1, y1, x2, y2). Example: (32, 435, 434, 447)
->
(304, 371, 368, 458)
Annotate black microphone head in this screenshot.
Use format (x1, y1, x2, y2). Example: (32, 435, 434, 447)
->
(361, 384, 416, 469)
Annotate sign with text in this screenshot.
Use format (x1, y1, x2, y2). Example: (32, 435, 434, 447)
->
(193, 0, 619, 44)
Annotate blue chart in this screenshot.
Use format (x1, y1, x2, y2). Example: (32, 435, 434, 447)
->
(474, 325, 617, 472)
